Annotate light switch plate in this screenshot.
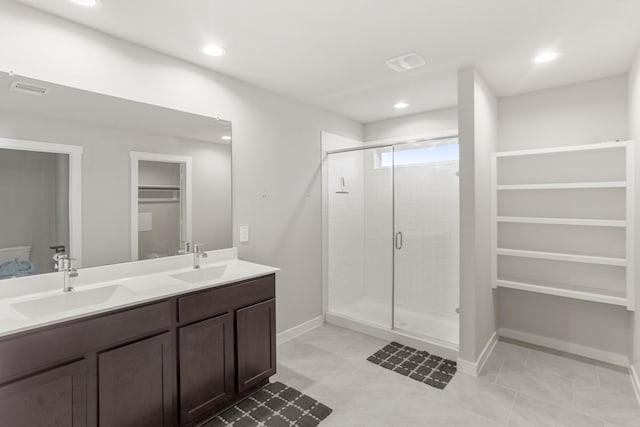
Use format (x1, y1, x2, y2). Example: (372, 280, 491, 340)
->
(239, 225, 249, 243)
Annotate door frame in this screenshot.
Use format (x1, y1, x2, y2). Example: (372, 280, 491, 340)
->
(0, 137, 83, 267)
(130, 151, 192, 261)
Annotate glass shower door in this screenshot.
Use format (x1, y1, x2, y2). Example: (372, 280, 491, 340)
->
(392, 139, 460, 345)
(327, 147, 393, 329)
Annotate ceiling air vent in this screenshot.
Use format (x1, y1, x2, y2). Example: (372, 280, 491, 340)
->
(10, 81, 49, 96)
(385, 52, 426, 72)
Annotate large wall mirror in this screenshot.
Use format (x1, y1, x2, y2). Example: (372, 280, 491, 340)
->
(0, 73, 232, 279)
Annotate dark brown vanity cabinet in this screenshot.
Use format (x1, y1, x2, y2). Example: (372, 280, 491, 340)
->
(178, 313, 235, 424)
(98, 333, 174, 427)
(0, 360, 87, 427)
(237, 299, 276, 392)
(0, 273, 276, 427)
(176, 274, 276, 425)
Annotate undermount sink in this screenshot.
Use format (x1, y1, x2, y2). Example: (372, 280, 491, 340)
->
(171, 265, 228, 284)
(11, 285, 135, 318)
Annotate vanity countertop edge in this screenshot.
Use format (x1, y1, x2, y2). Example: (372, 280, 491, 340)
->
(0, 247, 279, 339)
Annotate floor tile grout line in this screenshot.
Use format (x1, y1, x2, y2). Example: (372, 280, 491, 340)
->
(504, 390, 519, 426)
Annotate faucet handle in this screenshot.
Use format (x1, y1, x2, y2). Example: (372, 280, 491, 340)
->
(194, 244, 208, 258)
(179, 241, 192, 254)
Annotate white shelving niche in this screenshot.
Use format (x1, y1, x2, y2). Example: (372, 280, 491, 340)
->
(491, 140, 635, 310)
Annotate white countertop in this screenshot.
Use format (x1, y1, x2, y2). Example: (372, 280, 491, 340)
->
(0, 248, 278, 338)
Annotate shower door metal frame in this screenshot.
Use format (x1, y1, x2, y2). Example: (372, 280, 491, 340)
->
(325, 131, 459, 340)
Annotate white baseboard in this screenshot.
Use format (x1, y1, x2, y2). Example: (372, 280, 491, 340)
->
(457, 331, 497, 377)
(276, 315, 324, 346)
(498, 327, 629, 367)
(630, 364, 640, 405)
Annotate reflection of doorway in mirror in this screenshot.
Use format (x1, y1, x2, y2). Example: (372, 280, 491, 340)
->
(0, 138, 82, 279)
(130, 152, 192, 261)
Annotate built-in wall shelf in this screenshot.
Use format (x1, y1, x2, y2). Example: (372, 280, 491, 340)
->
(496, 182, 626, 191)
(492, 140, 634, 310)
(495, 279, 628, 307)
(496, 248, 627, 266)
(496, 216, 627, 227)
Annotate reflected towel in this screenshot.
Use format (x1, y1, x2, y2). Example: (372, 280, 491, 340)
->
(0, 259, 36, 279)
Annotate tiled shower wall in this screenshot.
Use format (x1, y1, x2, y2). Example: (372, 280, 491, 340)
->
(327, 151, 365, 309)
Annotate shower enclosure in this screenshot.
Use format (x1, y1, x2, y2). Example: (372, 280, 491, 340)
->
(326, 137, 460, 348)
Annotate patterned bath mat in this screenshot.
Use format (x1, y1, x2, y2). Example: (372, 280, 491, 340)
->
(367, 341, 457, 389)
(200, 381, 332, 427)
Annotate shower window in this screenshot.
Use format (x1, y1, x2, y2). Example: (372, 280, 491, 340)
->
(377, 139, 459, 168)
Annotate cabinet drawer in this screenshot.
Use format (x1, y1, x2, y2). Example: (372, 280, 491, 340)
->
(178, 274, 275, 324)
(0, 300, 171, 383)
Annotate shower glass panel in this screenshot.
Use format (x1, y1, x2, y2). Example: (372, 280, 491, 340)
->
(392, 139, 460, 345)
(327, 147, 393, 329)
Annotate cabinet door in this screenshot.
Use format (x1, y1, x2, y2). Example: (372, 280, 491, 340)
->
(236, 299, 276, 392)
(98, 333, 173, 427)
(179, 313, 234, 425)
(0, 360, 87, 427)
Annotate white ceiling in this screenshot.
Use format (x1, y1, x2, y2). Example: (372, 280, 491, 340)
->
(15, 0, 640, 123)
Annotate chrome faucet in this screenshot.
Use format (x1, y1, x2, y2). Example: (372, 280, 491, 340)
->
(179, 241, 192, 255)
(193, 243, 208, 269)
(53, 253, 78, 293)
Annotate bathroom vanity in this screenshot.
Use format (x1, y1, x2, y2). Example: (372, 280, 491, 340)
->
(0, 249, 278, 427)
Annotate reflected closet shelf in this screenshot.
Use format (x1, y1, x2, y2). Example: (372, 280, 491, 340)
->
(138, 185, 180, 190)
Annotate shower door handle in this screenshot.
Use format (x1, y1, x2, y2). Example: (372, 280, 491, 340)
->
(395, 231, 403, 250)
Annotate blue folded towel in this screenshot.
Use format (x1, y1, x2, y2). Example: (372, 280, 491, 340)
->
(0, 259, 36, 279)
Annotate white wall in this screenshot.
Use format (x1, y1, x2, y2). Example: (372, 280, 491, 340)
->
(364, 107, 458, 141)
(629, 49, 640, 374)
(458, 67, 498, 364)
(499, 75, 628, 150)
(497, 75, 631, 362)
(0, 2, 362, 333)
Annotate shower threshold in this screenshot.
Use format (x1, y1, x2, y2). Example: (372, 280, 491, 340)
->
(325, 309, 458, 361)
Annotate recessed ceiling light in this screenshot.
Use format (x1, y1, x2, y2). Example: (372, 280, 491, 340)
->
(202, 44, 227, 57)
(69, 0, 101, 8)
(533, 51, 560, 64)
(221, 135, 231, 140)
(394, 101, 409, 109)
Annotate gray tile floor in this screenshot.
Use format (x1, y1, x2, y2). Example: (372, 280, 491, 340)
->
(273, 324, 640, 426)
